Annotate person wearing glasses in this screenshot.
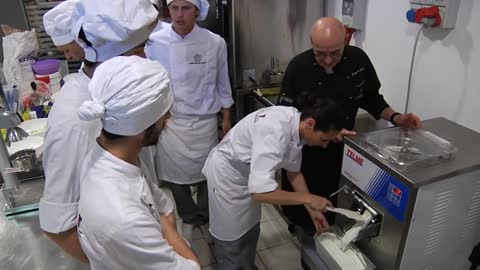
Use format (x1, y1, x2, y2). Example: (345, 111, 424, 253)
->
(278, 17, 422, 269)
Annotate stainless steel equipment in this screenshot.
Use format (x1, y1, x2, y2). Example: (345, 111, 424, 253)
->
(9, 149, 38, 173)
(0, 106, 43, 214)
(262, 56, 285, 85)
(6, 126, 29, 146)
(0, 179, 88, 270)
(226, 0, 325, 88)
(312, 117, 480, 270)
(0, 108, 23, 203)
(217, 0, 325, 120)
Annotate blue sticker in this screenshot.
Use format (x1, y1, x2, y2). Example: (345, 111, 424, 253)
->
(363, 169, 410, 223)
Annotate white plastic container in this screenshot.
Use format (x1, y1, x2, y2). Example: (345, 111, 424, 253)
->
(35, 71, 61, 94)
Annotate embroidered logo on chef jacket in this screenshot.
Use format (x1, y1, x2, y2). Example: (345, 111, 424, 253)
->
(189, 53, 206, 64)
(254, 113, 267, 122)
(347, 67, 366, 102)
(140, 192, 160, 221)
(353, 80, 365, 101)
(351, 67, 365, 77)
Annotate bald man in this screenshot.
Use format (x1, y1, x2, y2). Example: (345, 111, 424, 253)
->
(279, 16, 421, 253)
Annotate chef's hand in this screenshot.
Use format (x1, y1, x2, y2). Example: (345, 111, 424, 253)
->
(222, 118, 232, 138)
(393, 113, 422, 129)
(306, 207, 330, 232)
(334, 128, 357, 142)
(307, 195, 332, 212)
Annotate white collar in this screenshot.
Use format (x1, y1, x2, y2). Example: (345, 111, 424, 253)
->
(91, 141, 142, 178)
(291, 109, 304, 148)
(169, 23, 199, 41)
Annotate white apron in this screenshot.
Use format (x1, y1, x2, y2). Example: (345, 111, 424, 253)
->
(201, 107, 304, 241)
(157, 114, 218, 184)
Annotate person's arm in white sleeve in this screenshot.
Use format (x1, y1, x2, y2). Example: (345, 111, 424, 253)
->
(152, 185, 174, 216)
(40, 126, 91, 263)
(216, 39, 234, 137)
(152, 185, 177, 233)
(249, 122, 332, 212)
(108, 213, 200, 270)
(286, 171, 330, 231)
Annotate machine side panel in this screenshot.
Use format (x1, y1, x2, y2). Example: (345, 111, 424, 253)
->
(399, 170, 480, 270)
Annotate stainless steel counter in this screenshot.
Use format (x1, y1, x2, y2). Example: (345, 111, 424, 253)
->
(0, 179, 88, 270)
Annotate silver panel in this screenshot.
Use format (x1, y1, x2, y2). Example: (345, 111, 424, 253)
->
(423, 189, 452, 255)
(400, 170, 480, 270)
(231, 0, 325, 87)
(461, 180, 480, 240)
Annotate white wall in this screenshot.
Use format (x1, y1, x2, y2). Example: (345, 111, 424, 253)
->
(326, 0, 480, 132)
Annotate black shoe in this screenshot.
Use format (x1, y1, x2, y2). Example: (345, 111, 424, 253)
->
(301, 258, 311, 270)
(287, 223, 297, 234)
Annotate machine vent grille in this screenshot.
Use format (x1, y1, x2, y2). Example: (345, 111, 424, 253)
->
(453, 255, 468, 270)
(424, 190, 452, 255)
(461, 180, 480, 240)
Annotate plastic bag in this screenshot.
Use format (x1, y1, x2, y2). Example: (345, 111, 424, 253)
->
(2, 27, 39, 92)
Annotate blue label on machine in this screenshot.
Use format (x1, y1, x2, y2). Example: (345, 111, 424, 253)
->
(364, 169, 410, 223)
(342, 146, 411, 223)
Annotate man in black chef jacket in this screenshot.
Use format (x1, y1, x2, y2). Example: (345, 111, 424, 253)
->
(279, 17, 422, 264)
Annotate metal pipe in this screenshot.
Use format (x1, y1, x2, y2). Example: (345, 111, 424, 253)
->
(405, 23, 425, 114)
(251, 89, 275, 107)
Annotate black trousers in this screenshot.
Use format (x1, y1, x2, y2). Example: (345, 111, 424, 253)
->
(165, 181, 209, 226)
(214, 223, 260, 270)
(281, 142, 344, 232)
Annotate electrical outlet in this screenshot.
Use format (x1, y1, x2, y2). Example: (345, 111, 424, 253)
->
(243, 69, 256, 83)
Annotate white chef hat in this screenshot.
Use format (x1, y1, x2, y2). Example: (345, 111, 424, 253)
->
(166, 0, 210, 21)
(43, 0, 79, 46)
(71, 0, 158, 62)
(78, 56, 173, 136)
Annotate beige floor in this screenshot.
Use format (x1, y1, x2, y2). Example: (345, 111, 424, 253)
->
(161, 187, 305, 270)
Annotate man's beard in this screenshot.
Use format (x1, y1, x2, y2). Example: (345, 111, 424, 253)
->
(143, 124, 162, 146)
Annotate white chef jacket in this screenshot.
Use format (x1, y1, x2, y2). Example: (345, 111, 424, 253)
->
(145, 24, 234, 116)
(39, 69, 102, 233)
(78, 142, 199, 270)
(202, 106, 305, 241)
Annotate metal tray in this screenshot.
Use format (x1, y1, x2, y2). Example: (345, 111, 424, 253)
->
(314, 232, 375, 270)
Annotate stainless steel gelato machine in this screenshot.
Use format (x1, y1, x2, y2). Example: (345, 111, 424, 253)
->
(309, 117, 480, 270)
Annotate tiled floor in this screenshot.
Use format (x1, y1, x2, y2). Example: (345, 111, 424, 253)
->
(161, 187, 304, 270)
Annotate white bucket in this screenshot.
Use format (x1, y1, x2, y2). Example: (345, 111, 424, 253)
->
(35, 72, 62, 94)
